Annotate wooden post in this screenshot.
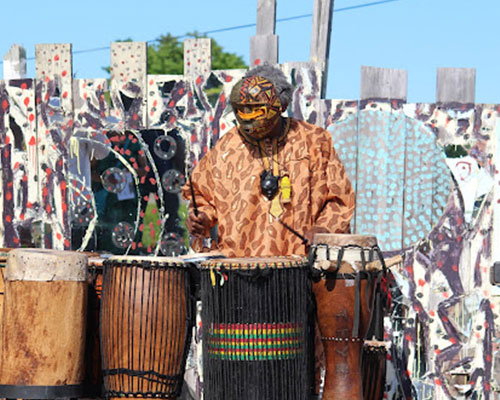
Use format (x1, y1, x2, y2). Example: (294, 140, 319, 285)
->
(3, 44, 26, 80)
(109, 42, 147, 129)
(436, 67, 476, 104)
(250, 0, 278, 67)
(357, 66, 408, 249)
(360, 65, 407, 101)
(184, 38, 211, 77)
(310, 0, 334, 98)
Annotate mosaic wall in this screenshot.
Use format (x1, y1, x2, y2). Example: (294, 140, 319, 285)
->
(0, 40, 499, 399)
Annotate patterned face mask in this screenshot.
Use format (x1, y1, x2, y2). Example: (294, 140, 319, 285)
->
(230, 76, 282, 140)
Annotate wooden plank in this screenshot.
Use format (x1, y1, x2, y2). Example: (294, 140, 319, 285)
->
(360, 66, 407, 101)
(183, 38, 211, 77)
(436, 67, 476, 104)
(323, 99, 360, 232)
(4, 79, 38, 243)
(256, 0, 276, 34)
(3, 44, 26, 80)
(109, 41, 147, 130)
(402, 104, 450, 249)
(356, 102, 406, 251)
(250, 35, 278, 67)
(35, 43, 73, 249)
(281, 61, 322, 122)
(310, 0, 335, 97)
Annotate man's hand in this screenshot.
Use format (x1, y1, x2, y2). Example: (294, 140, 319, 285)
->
(186, 211, 210, 237)
(303, 226, 329, 245)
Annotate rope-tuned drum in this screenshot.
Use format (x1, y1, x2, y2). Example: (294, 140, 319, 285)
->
(310, 234, 388, 400)
(100, 256, 195, 399)
(200, 257, 314, 400)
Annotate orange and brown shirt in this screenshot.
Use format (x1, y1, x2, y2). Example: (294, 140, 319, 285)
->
(182, 118, 355, 257)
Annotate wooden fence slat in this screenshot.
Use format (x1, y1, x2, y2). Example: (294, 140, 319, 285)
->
(436, 67, 476, 104)
(109, 42, 147, 130)
(360, 65, 407, 101)
(183, 38, 211, 77)
(310, 0, 334, 97)
(35, 43, 73, 249)
(3, 44, 26, 80)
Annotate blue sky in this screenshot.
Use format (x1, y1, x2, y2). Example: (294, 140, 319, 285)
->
(1, 0, 498, 103)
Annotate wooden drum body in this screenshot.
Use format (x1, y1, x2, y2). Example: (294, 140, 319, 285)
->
(200, 257, 313, 400)
(100, 256, 194, 400)
(311, 234, 385, 400)
(0, 248, 88, 399)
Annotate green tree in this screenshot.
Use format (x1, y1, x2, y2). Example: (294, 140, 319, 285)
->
(148, 32, 247, 74)
(105, 33, 247, 75)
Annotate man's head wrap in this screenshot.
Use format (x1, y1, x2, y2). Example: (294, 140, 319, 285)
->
(230, 64, 294, 140)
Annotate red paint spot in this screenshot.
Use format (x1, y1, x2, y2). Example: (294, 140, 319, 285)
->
(13, 237, 19, 244)
(45, 168, 52, 175)
(225, 76, 233, 82)
(456, 235, 462, 242)
(5, 215, 11, 223)
(21, 82, 27, 89)
(405, 265, 413, 274)
(449, 337, 457, 344)
(20, 213, 25, 221)
(196, 76, 202, 85)
(486, 354, 492, 362)
(62, 202, 67, 212)
(149, 178, 157, 185)
(144, 195, 149, 201)
(149, 79, 154, 86)
(54, 54, 60, 61)
(254, 58, 261, 65)
(64, 239, 70, 248)
(434, 378, 442, 386)
(62, 91, 68, 98)
(62, 70, 67, 77)
(56, 233, 62, 240)
(436, 260, 443, 268)
(5, 136, 9, 145)
(452, 264, 458, 272)
(26, 201, 33, 208)
(156, 219, 161, 226)
(179, 88, 184, 95)
(221, 123, 226, 130)
(168, 100, 175, 108)
(29, 114, 35, 122)
(132, 113, 138, 121)
(2, 100, 8, 110)
(131, 242, 137, 250)
(46, 205, 52, 213)
(435, 348, 441, 355)
(170, 116, 176, 124)
(139, 224, 144, 232)
(24, 97, 30, 106)
(429, 310, 435, 317)
(5, 192, 12, 201)
(484, 321, 489, 329)
(404, 334, 412, 342)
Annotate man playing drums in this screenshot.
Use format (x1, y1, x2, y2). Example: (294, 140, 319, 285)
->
(183, 64, 355, 256)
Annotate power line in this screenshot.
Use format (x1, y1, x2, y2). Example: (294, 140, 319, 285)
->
(7, 0, 402, 63)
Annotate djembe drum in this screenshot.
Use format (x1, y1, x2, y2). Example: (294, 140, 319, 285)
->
(0, 248, 88, 399)
(310, 234, 387, 400)
(200, 257, 313, 400)
(100, 256, 195, 399)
